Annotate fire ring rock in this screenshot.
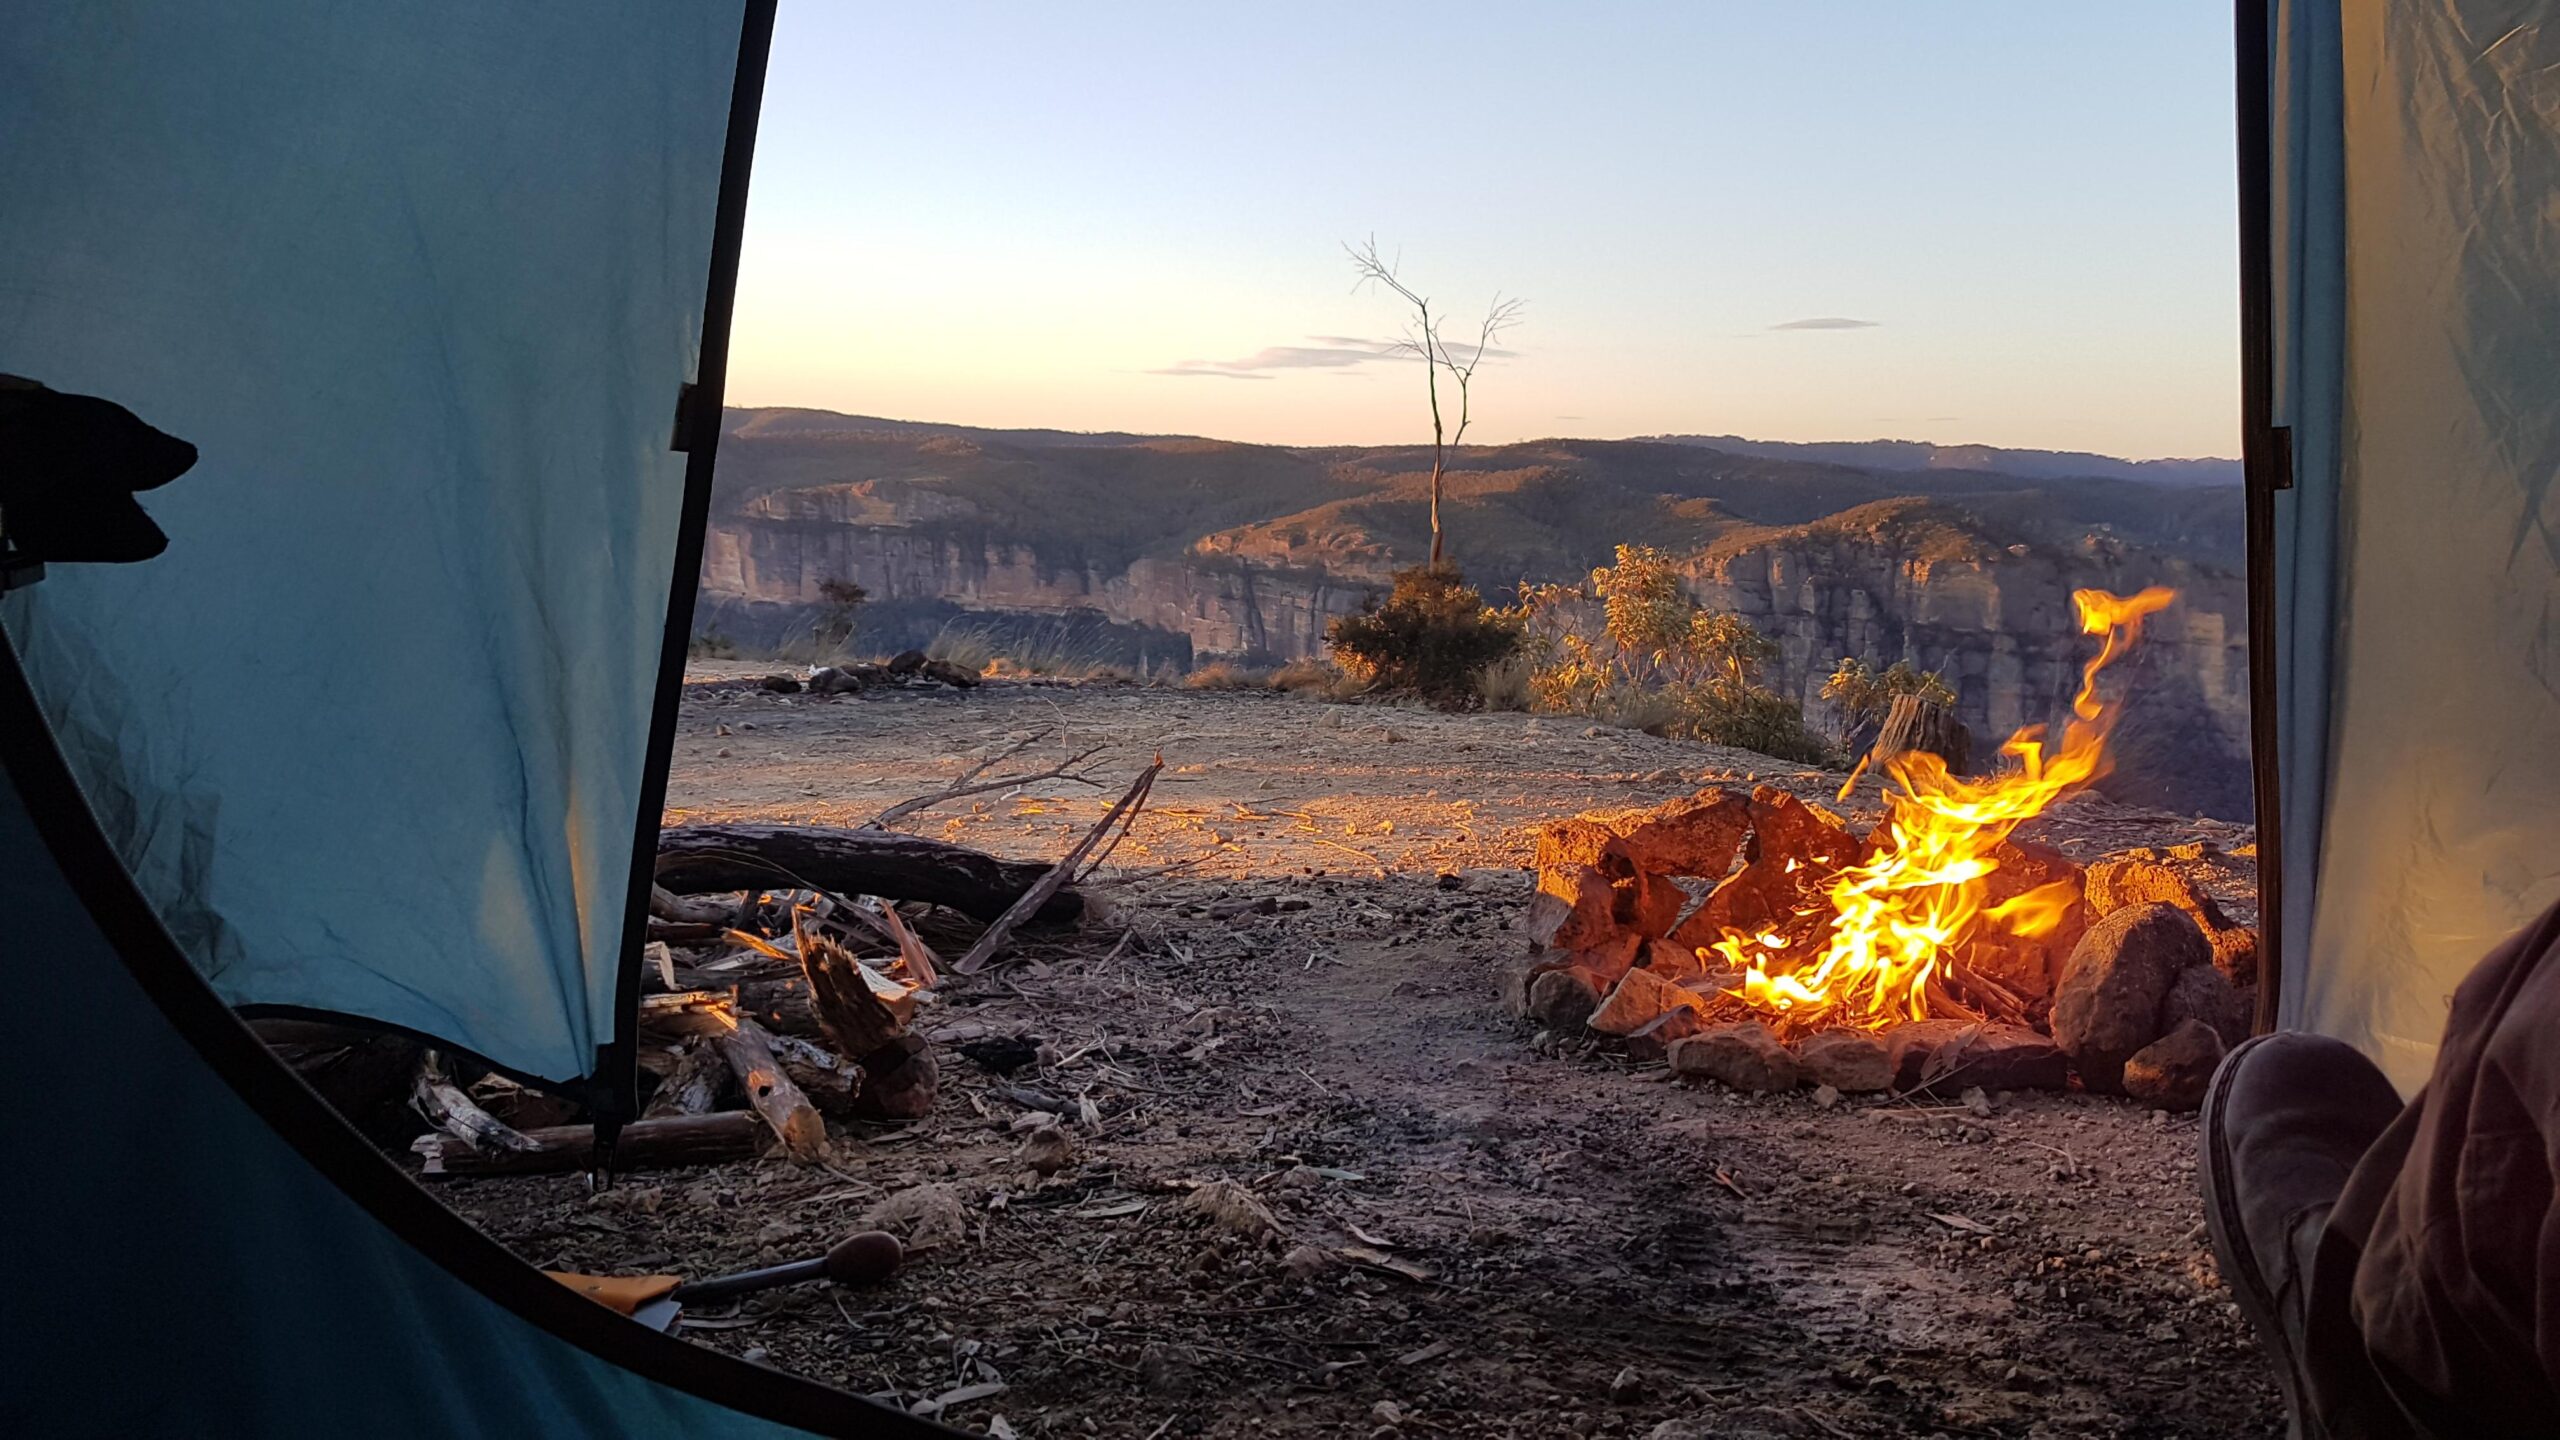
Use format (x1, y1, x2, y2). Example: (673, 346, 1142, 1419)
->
(1795, 1028, 1892, 1093)
(1668, 1021, 1800, 1093)
(2159, 963, 2253, 1050)
(2051, 902, 2210, 1092)
(2123, 1019, 2226, 1112)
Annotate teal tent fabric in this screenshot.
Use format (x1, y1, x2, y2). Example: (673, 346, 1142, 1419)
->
(0, 744, 869, 1438)
(2267, 0, 2560, 1092)
(0, 2, 741, 1085)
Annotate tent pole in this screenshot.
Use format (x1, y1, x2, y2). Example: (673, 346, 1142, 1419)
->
(598, 0, 782, 1158)
(2234, 0, 2286, 1036)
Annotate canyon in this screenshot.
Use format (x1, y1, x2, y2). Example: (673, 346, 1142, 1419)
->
(694, 407, 2250, 817)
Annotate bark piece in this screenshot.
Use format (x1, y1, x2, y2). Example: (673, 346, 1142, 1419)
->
(1668, 1021, 1800, 1093)
(769, 1032, 867, 1117)
(1796, 1029, 1892, 1093)
(656, 824, 1082, 924)
(418, 1112, 764, 1177)
(712, 1016, 827, 1160)
(2051, 902, 2208, 1092)
(852, 1034, 939, 1122)
(2124, 1020, 2226, 1112)
(1885, 1020, 2069, 1095)
(640, 1039, 729, 1119)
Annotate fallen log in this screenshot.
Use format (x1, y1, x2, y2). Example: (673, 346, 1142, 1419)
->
(712, 1014, 827, 1161)
(656, 825, 1082, 925)
(412, 1054, 540, 1154)
(416, 1112, 763, 1177)
(641, 1039, 729, 1119)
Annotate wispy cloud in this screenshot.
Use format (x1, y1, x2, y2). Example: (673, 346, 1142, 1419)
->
(1770, 316, 1880, 331)
(1150, 334, 1515, 379)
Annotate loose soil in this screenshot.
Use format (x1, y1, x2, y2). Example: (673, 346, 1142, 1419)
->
(442, 671, 2278, 1439)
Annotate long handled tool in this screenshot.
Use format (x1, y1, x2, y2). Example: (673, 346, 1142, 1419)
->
(667, 1229, 903, 1306)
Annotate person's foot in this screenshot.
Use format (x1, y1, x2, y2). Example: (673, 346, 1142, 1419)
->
(2199, 1032, 2404, 1439)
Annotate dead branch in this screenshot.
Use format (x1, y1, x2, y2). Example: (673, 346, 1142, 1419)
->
(416, 1112, 763, 1177)
(411, 1053, 539, 1153)
(864, 733, 1109, 829)
(955, 760, 1164, 975)
(657, 824, 1082, 924)
(712, 1014, 828, 1162)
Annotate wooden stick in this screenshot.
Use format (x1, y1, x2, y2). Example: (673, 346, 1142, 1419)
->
(416, 1112, 763, 1177)
(865, 736, 1108, 829)
(954, 761, 1161, 975)
(712, 1015, 827, 1161)
(411, 1053, 540, 1153)
(640, 1039, 728, 1119)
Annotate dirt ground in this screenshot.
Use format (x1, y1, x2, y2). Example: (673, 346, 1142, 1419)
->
(442, 669, 2279, 1439)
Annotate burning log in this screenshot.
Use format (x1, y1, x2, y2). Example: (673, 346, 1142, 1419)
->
(656, 824, 1083, 925)
(417, 1112, 765, 1177)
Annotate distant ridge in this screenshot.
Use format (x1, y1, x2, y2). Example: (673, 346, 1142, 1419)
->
(1638, 435, 2241, 488)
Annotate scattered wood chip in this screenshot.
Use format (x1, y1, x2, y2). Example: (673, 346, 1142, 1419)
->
(913, 1381, 1007, 1416)
(1338, 1244, 1435, 1283)
(1928, 1211, 1995, 1235)
(1178, 1180, 1282, 1240)
(1064, 1198, 1151, 1220)
(1713, 1167, 1747, 1199)
(1396, 1339, 1454, 1367)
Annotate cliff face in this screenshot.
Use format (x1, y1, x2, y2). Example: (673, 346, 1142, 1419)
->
(702, 516, 1372, 661)
(1685, 530, 2250, 817)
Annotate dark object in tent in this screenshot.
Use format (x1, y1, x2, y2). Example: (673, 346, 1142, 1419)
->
(0, 376, 198, 582)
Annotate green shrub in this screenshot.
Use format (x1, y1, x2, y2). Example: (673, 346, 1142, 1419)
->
(1326, 566, 1524, 709)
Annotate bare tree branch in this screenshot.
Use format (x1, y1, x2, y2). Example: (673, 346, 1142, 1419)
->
(1344, 236, 1522, 569)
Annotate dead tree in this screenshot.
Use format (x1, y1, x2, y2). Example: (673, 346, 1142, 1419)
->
(1345, 237, 1523, 569)
(1870, 693, 1972, 777)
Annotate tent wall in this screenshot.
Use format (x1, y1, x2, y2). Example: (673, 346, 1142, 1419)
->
(0, 640, 946, 1436)
(0, 2, 747, 1088)
(2265, 0, 2560, 1091)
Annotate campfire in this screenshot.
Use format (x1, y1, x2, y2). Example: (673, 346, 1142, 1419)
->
(1509, 588, 2262, 1108)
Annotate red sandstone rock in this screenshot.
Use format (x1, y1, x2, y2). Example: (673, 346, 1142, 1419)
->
(1526, 863, 1621, 951)
(1885, 1020, 2070, 1095)
(1796, 1029, 1892, 1093)
(2124, 1019, 2225, 1112)
(2160, 963, 2252, 1050)
(1525, 968, 1604, 1033)
(2051, 902, 2208, 1093)
(1668, 1021, 1800, 1093)
(1623, 1007, 1705, 1063)
(2083, 857, 2258, 985)
(1588, 967, 1706, 1037)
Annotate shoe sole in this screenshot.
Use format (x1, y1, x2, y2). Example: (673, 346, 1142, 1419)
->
(2200, 1032, 2315, 1440)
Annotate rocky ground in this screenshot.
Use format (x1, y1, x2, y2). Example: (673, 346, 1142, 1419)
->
(440, 670, 2279, 1439)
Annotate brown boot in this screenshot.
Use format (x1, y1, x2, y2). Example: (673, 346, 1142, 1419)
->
(2199, 1032, 2404, 1439)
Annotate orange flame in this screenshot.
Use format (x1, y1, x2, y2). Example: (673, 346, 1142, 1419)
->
(1722, 586, 2176, 1026)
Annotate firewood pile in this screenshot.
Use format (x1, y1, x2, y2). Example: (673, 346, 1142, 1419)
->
(1505, 785, 2261, 1110)
(753, 647, 982, 697)
(263, 757, 1161, 1177)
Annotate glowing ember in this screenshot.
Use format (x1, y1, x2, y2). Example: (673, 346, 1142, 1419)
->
(1716, 587, 2178, 1027)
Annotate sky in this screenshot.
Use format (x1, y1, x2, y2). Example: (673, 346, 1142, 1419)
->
(726, 2, 2241, 461)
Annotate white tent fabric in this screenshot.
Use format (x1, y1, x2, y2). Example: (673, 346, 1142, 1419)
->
(2272, 0, 2560, 1092)
(0, 1, 744, 1086)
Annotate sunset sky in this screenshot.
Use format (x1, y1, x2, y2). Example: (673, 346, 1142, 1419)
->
(726, 2, 2240, 460)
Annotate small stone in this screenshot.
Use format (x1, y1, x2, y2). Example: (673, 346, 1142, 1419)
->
(1796, 1029, 1892, 1093)
(1588, 967, 1703, 1037)
(2052, 903, 2210, 1092)
(2160, 964, 2252, 1050)
(1370, 1400, 1406, 1427)
(1013, 1123, 1074, 1175)
(1668, 1021, 1800, 1093)
(1524, 968, 1604, 1032)
(1811, 1083, 1842, 1109)
(1609, 1365, 1647, 1403)
(2124, 1019, 2226, 1112)
(1281, 1244, 1340, 1280)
